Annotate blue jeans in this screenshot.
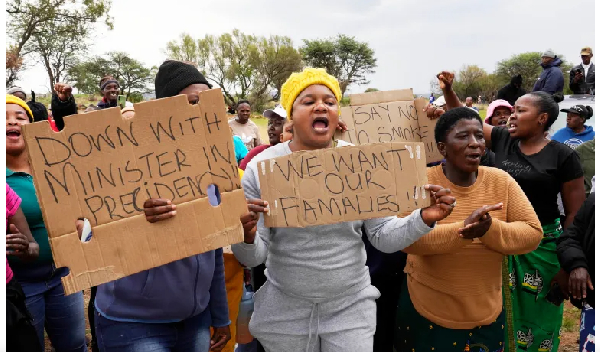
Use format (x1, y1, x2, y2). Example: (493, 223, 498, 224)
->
(94, 307, 212, 352)
(17, 265, 87, 352)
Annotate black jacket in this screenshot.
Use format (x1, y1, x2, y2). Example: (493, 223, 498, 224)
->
(569, 63, 595, 95)
(51, 93, 78, 131)
(557, 192, 595, 307)
(497, 75, 527, 106)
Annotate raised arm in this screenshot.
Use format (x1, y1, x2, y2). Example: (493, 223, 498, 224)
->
(479, 178, 543, 254)
(51, 83, 78, 131)
(436, 72, 494, 148)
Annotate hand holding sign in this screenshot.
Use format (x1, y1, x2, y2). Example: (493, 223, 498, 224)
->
(420, 185, 456, 226)
(241, 199, 269, 244)
(143, 198, 177, 223)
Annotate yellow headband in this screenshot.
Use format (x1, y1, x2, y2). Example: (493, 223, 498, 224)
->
(280, 68, 342, 119)
(6, 94, 33, 122)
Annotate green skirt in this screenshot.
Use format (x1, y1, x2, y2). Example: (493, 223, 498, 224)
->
(504, 219, 563, 352)
(394, 277, 505, 352)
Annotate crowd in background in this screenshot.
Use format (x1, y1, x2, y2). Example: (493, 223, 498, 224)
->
(5, 46, 595, 352)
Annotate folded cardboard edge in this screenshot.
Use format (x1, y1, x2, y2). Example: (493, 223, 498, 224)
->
(56, 188, 246, 295)
(349, 89, 414, 105)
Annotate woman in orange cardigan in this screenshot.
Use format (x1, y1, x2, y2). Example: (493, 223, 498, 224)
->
(394, 107, 543, 351)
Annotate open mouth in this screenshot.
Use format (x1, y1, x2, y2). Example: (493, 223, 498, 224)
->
(6, 128, 21, 140)
(268, 132, 278, 139)
(312, 116, 330, 134)
(466, 153, 481, 162)
(507, 122, 517, 133)
(497, 120, 508, 126)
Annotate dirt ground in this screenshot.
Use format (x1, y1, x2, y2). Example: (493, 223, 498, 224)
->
(43, 289, 582, 351)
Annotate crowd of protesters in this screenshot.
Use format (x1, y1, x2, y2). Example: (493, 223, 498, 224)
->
(5, 45, 595, 352)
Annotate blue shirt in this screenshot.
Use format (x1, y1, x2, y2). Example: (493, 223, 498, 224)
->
(552, 125, 595, 149)
(234, 136, 248, 165)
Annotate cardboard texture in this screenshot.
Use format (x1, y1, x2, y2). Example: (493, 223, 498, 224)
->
(258, 142, 429, 228)
(22, 89, 247, 295)
(336, 90, 444, 163)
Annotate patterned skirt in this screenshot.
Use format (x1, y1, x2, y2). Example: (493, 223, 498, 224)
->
(504, 219, 564, 352)
(394, 277, 505, 352)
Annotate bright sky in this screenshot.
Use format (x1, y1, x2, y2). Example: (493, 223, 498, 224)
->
(14, 0, 597, 96)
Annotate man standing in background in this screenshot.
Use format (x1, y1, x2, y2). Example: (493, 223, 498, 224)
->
(533, 50, 565, 96)
(570, 47, 595, 95)
(229, 100, 262, 150)
(465, 96, 478, 112)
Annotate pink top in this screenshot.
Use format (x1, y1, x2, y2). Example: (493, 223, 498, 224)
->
(6, 184, 22, 284)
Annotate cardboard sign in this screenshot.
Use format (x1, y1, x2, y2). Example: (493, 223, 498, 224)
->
(258, 142, 429, 228)
(337, 89, 444, 163)
(22, 89, 247, 294)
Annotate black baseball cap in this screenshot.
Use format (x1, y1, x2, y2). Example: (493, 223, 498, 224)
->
(560, 105, 587, 116)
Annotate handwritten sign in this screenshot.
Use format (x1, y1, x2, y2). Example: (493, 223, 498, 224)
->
(23, 89, 248, 294)
(258, 142, 429, 227)
(337, 89, 443, 163)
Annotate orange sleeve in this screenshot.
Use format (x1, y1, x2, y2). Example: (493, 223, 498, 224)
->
(402, 221, 472, 255)
(479, 178, 543, 254)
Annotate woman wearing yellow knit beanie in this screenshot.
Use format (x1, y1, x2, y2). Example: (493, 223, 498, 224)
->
(231, 68, 455, 352)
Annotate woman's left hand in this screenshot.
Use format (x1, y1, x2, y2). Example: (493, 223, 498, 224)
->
(458, 203, 503, 239)
(210, 325, 231, 351)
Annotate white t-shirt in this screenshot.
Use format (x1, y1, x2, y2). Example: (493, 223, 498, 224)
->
(583, 63, 591, 77)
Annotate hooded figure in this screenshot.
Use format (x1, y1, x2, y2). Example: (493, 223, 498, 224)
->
(497, 74, 526, 106)
(533, 50, 564, 95)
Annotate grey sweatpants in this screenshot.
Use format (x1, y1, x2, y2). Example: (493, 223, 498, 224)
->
(249, 280, 380, 352)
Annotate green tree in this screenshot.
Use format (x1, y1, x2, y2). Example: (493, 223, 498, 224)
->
(27, 20, 89, 89)
(452, 65, 487, 100)
(365, 88, 379, 93)
(108, 52, 152, 97)
(165, 30, 302, 109)
(68, 52, 152, 98)
(6, 46, 24, 87)
(300, 34, 377, 95)
(495, 51, 572, 93)
(6, 0, 113, 88)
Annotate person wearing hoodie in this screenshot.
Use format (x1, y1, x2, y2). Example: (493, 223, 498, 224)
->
(231, 68, 456, 352)
(497, 74, 527, 106)
(91, 60, 237, 352)
(552, 105, 595, 149)
(533, 50, 565, 98)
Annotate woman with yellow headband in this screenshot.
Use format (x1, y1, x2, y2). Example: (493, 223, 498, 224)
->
(6, 95, 88, 352)
(231, 68, 456, 352)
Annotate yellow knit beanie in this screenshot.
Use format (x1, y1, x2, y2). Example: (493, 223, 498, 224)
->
(280, 68, 342, 119)
(6, 94, 33, 122)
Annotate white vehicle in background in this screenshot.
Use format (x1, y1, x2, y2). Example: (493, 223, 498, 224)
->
(549, 94, 595, 137)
